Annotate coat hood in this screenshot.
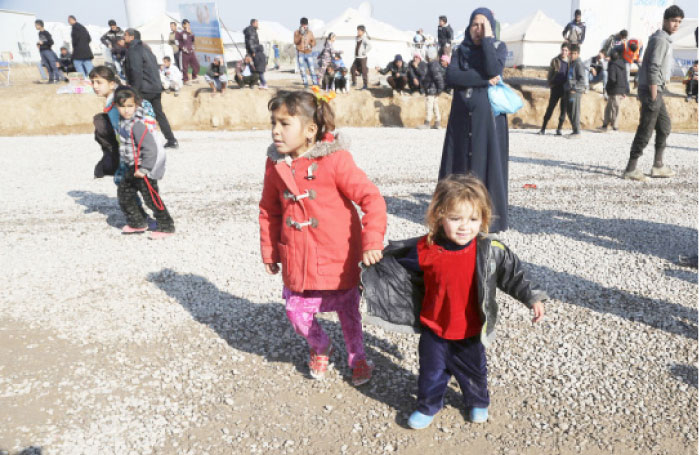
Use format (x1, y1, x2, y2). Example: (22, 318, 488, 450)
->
(266, 132, 349, 163)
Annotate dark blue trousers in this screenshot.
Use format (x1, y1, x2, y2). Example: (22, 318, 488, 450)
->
(417, 329, 489, 416)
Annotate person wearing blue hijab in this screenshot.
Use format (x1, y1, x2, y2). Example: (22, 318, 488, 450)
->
(438, 7, 509, 233)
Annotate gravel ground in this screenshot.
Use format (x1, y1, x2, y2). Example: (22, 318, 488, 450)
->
(0, 127, 697, 455)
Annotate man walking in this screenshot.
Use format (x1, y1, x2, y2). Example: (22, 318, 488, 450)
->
(623, 5, 684, 181)
(245, 19, 268, 89)
(124, 29, 178, 148)
(68, 15, 94, 77)
(294, 17, 317, 87)
(539, 43, 570, 135)
(35, 20, 61, 83)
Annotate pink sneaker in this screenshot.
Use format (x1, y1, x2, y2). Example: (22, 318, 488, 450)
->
(122, 225, 147, 234)
(148, 231, 174, 240)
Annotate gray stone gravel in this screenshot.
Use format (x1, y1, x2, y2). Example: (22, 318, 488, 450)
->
(0, 127, 696, 455)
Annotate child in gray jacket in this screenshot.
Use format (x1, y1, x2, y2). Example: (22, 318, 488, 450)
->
(115, 87, 174, 239)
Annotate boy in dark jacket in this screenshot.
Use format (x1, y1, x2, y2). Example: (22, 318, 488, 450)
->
(419, 47, 445, 129)
(600, 49, 629, 131)
(539, 43, 570, 135)
(437, 16, 453, 58)
(375, 54, 408, 94)
(565, 44, 586, 138)
(360, 175, 546, 429)
(35, 20, 61, 83)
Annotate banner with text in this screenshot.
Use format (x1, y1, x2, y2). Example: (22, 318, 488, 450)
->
(178, 2, 224, 71)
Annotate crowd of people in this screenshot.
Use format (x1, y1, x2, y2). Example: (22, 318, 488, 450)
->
(26, 2, 695, 434)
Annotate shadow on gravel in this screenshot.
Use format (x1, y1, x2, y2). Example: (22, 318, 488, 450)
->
(669, 364, 698, 389)
(509, 156, 620, 177)
(10, 447, 43, 455)
(385, 195, 698, 340)
(67, 190, 124, 228)
(147, 269, 467, 416)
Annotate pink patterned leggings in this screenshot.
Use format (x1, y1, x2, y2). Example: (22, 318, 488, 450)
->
(283, 287, 366, 367)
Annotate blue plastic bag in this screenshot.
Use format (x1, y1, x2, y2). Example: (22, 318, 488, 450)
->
(488, 80, 523, 115)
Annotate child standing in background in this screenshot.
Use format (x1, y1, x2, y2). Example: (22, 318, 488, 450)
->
(259, 90, 386, 385)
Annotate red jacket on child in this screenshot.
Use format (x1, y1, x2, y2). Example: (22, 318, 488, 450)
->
(259, 133, 387, 292)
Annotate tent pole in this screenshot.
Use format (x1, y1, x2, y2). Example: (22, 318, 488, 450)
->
(218, 17, 245, 65)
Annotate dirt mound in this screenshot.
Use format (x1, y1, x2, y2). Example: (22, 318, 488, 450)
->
(0, 69, 696, 135)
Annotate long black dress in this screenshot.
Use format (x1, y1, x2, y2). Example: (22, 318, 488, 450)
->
(439, 36, 509, 233)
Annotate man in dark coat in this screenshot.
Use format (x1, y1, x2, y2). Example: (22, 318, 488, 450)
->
(244, 19, 267, 89)
(539, 43, 569, 135)
(68, 15, 94, 77)
(124, 29, 178, 148)
(439, 8, 509, 233)
(375, 54, 409, 94)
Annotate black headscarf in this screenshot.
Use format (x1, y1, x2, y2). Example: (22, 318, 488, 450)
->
(460, 7, 496, 49)
(457, 7, 497, 70)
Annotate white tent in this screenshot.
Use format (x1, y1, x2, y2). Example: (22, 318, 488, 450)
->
(311, 5, 414, 68)
(500, 10, 564, 68)
(0, 9, 40, 63)
(671, 18, 698, 77)
(257, 21, 294, 44)
(135, 12, 180, 62)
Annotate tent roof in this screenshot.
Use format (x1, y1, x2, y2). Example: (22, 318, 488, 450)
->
(256, 20, 294, 44)
(314, 7, 412, 42)
(136, 12, 179, 42)
(672, 18, 698, 49)
(500, 10, 563, 43)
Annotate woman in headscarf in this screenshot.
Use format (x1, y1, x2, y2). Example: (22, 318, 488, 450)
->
(438, 8, 509, 233)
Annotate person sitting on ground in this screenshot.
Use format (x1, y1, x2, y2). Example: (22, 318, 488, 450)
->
(160, 56, 183, 96)
(332, 52, 348, 93)
(322, 62, 337, 92)
(588, 50, 609, 99)
(375, 54, 408, 94)
(407, 52, 428, 94)
(684, 60, 698, 101)
(58, 47, 75, 79)
(205, 57, 228, 94)
(420, 46, 445, 129)
(235, 54, 259, 88)
(600, 49, 629, 132)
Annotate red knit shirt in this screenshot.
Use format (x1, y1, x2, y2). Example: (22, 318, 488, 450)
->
(417, 236, 482, 340)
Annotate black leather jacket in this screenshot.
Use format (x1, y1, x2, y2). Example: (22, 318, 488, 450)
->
(360, 235, 548, 346)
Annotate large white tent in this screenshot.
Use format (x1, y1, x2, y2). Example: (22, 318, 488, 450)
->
(0, 9, 40, 63)
(310, 4, 413, 68)
(500, 10, 564, 68)
(671, 18, 698, 77)
(134, 12, 180, 62)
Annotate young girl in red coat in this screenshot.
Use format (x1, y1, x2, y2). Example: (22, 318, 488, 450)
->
(259, 89, 387, 386)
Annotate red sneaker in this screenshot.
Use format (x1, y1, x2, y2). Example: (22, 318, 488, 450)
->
(352, 359, 374, 386)
(309, 346, 333, 380)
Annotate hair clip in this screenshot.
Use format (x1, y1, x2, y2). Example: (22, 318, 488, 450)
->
(311, 85, 336, 104)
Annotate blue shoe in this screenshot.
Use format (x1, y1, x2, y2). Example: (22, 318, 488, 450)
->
(469, 407, 488, 423)
(407, 410, 434, 429)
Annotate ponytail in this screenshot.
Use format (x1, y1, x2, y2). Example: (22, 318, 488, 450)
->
(268, 90, 336, 142)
